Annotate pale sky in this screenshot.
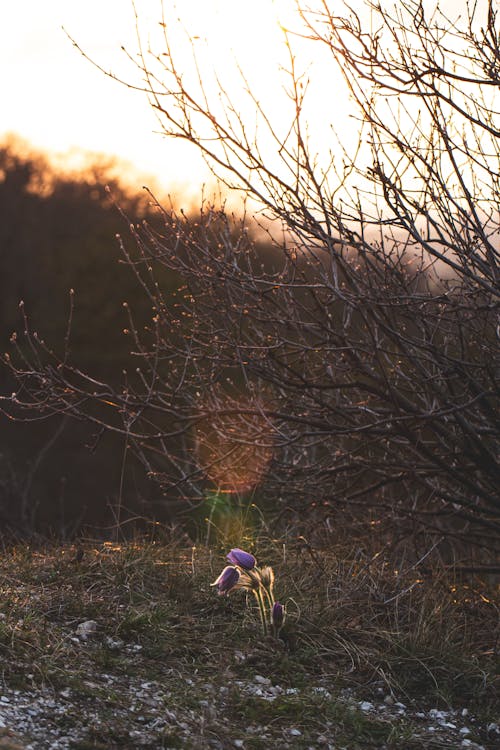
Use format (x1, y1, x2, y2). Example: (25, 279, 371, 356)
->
(1, 0, 485, 203)
(1, 0, 311, 201)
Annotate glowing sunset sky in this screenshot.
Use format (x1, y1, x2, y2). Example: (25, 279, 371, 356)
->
(1, 0, 484, 200)
(1, 0, 310, 199)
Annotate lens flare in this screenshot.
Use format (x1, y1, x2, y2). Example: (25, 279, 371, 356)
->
(195, 391, 274, 493)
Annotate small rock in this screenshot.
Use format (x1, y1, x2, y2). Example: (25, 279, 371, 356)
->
(289, 728, 302, 736)
(105, 636, 124, 651)
(76, 620, 98, 637)
(254, 675, 271, 686)
(359, 701, 374, 712)
(312, 686, 331, 698)
(234, 741, 244, 748)
(126, 644, 142, 652)
(487, 723, 499, 734)
(383, 694, 395, 705)
(460, 727, 471, 736)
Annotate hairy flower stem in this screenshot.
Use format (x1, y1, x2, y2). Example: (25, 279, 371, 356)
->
(254, 588, 268, 636)
(262, 586, 274, 611)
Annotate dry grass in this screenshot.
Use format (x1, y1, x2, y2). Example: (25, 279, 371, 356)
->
(0, 531, 498, 748)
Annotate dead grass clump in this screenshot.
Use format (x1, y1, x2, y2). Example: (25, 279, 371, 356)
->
(273, 538, 499, 708)
(0, 535, 497, 718)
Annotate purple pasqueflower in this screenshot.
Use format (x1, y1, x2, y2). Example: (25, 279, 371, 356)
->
(211, 566, 240, 595)
(226, 548, 256, 570)
(271, 601, 285, 630)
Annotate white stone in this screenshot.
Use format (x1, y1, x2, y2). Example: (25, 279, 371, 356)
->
(105, 636, 124, 651)
(254, 675, 271, 685)
(289, 728, 302, 736)
(359, 701, 374, 711)
(312, 686, 331, 697)
(429, 709, 446, 720)
(76, 620, 98, 636)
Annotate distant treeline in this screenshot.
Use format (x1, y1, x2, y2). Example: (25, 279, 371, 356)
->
(0, 142, 181, 536)
(0, 141, 281, 537)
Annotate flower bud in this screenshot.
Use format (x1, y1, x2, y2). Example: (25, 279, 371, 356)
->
(271, 601, 285, 632)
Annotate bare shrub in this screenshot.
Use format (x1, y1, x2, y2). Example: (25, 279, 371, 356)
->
(2, 1, 499, 553)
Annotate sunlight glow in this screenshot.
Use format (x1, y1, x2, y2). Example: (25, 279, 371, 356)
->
(3, 1, 483, 201)
(194, 391, 274, 494)
(2, 0, 355, 202)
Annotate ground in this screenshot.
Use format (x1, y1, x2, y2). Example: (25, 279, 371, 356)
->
(0, 537, 498, 749)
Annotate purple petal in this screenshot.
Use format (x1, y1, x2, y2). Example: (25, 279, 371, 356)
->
(211, 565, 240, 595)
(226, 548, 256, 570)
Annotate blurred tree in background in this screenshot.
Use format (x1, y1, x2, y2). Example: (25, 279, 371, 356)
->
(0, 141, 180, 535)
(0, 140, 159, 374)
